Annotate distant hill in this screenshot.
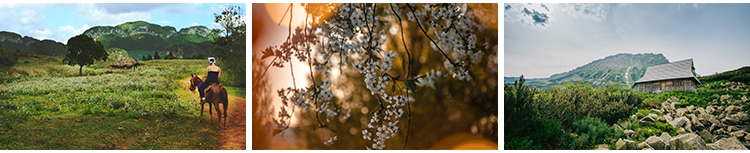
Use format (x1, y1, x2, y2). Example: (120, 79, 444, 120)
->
(505, 53, 670, 88)
(84, 21, 220, 58)
(698, 66, 750, 84)
(0, 31, 66, 56)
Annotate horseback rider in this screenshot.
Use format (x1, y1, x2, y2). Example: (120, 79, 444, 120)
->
(199, 57, 221, 104)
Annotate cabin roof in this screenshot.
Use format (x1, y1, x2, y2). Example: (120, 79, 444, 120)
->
(634, 59, 700, 84)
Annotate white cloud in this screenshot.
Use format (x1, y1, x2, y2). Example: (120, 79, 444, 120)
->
(76, 4, 151, 27)
(560, 3, 609, 21)
(161, 20, 173, 24)
(191, 23, 199, 26)
(56, 24, 90, 44)
(505, 3, 555, 29)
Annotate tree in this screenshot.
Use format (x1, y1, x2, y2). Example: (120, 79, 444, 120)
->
(64, 34, 108, 76)
(211, 5, 246, 87)
(142, 55, 147, 61)
(153, 51, 161, 60)
(147, 54, 153, 60)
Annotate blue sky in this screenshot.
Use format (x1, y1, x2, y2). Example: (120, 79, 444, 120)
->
(0, 3, 245, 44)
(504, 3, 750, 78)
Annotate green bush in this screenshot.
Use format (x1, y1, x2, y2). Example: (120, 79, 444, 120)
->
(535, 81, 640, 125)
(561, 117, 621, 149)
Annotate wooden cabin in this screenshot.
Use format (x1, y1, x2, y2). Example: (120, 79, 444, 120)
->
(632, 59, 700, 93)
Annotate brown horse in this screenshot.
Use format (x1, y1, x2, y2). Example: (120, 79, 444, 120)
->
(189, 74, 229, 128)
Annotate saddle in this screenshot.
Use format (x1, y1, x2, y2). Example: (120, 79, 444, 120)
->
(200, 82, 219, 105)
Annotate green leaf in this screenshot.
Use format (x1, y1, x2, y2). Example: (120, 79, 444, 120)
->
(272, 129, 284, 136)
(405, 80, 417, 92)
(402, 58, 407, 75)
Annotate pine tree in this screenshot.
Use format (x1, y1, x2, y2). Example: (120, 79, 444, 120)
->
(153, 51, 161, 60)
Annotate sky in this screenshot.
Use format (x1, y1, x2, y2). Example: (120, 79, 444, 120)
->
(504, 3, 750, 78)
(0, 2, 245, 44)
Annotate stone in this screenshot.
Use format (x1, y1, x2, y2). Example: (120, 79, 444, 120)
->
(725, 106, 738, 114)
(698, 130, 716, 143)
(645, 135, 669, 150)
(689, 114, 704, 131)
(707, 144, 720, 150)
(687, 105, 696, 114)
(669, 133, 708, 150)
(715, 128, 728, 136)
(678, 128, 687, 134)
(729, 131, 749, 141)
(624, 130, 636, 139)
(595, 144, 609, 150)
(660, 132, 673, 143)
(721, 94, 733, 102)
(711, 137, 748, 150)
(675, 108, 687, 118)
(630, 114, 638, 121)
(707, 106, 716, 115)
(670, 116, 692, 129)
(660, 115, 673, 123)
(637, 142, 654, 150)
(728, 126, 739, 132)
(640, 115, 657, 126)
(615, 138, 637, 150)
(613, 124, 623, 131)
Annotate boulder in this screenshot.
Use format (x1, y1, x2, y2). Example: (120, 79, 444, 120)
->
(645, 135, 670, 150)
(615, 138, 637, 150)
(675, 108, 688, 118)
(660, 132, 673, 143)
(624, 130, 636, 139)
(630, 114, 638, 121)
(670, 116, 692, 129)
(728, 126, 739, 132)
(698, 130, 716, 143)
(729, 131, 750, 141)
(689, 114, 704, 131)
(640, 115, 657, 126)
(707, 144, 720, 150)
(711, 137, 748, 150)
(595, 144, 610, 150)
(660, 115, 674, 123)
(669, 133, 708, 150)
(714, 128, 728, 136)
(706, 106, 716, 115)
(637, 142, 654, 150)
(725, 105, 738, 114)
(721, 94, 732, 101)
(687, 105, 696, 114)
(678, 128, 687, 135)
(696, 107, 706, 115)
(613, 124, 623, 131)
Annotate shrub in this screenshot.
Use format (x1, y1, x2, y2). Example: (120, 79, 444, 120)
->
(535, 81, 640, 126)
(561, 117, 621, 149)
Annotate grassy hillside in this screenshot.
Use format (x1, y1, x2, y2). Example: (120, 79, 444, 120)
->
(0, 57, 234, 149)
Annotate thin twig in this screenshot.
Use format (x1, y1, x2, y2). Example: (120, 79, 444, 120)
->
(277, 3, 293, 26)
(406, 4, 457, 66)
(389, 3, 412, 150)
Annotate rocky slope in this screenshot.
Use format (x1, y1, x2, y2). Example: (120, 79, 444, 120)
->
(607, 82, 750, 150)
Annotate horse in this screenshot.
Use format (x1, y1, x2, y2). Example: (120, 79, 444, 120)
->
(189, 74, 229, 128)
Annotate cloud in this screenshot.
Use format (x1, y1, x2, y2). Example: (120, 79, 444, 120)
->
(560, 3, 608, 21)
(161, 20, 173, 24)
(505, 3, 555, 29)
(56, 24, 90, 44)
(191, 23, 199, 26)
(78, 4, 151, 26)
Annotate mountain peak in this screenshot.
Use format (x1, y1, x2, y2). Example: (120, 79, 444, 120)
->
(505, 53, 670, 88)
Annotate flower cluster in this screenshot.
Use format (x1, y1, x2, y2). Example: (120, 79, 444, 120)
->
(324, 136, 337, 146)
(416, 69, 442, 89)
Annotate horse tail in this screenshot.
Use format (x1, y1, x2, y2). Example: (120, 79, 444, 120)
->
(221, 86, 229, 106)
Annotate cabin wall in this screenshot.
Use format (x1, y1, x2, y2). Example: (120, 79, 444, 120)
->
(633, 78, 698, 93)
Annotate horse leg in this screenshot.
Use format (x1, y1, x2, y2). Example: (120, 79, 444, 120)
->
(214, 101, 223, 129)
(199, 101, 204, 123)
(223, 101, 228, 128)
(208, 102, 214, 124)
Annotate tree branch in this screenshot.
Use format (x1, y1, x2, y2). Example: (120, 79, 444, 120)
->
(406, 4, 457, 66)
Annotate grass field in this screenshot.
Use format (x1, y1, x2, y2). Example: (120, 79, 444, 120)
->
(0, 57, 243, 149)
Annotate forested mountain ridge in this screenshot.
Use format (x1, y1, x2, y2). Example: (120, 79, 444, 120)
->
(505, 53, 670, 88)
(0, 31, 66, 56)
(84, 20, 220, 58)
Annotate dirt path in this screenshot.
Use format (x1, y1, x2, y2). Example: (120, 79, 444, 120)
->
(180, 77, 246, 150)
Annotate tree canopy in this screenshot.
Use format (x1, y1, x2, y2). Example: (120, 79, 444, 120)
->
(64, 34, 108, 76)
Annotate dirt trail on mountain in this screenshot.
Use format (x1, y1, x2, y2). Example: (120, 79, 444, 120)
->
(181, 77, 245, 150)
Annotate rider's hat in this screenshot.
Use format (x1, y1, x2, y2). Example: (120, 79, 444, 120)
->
(208, 57, 216, 64)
